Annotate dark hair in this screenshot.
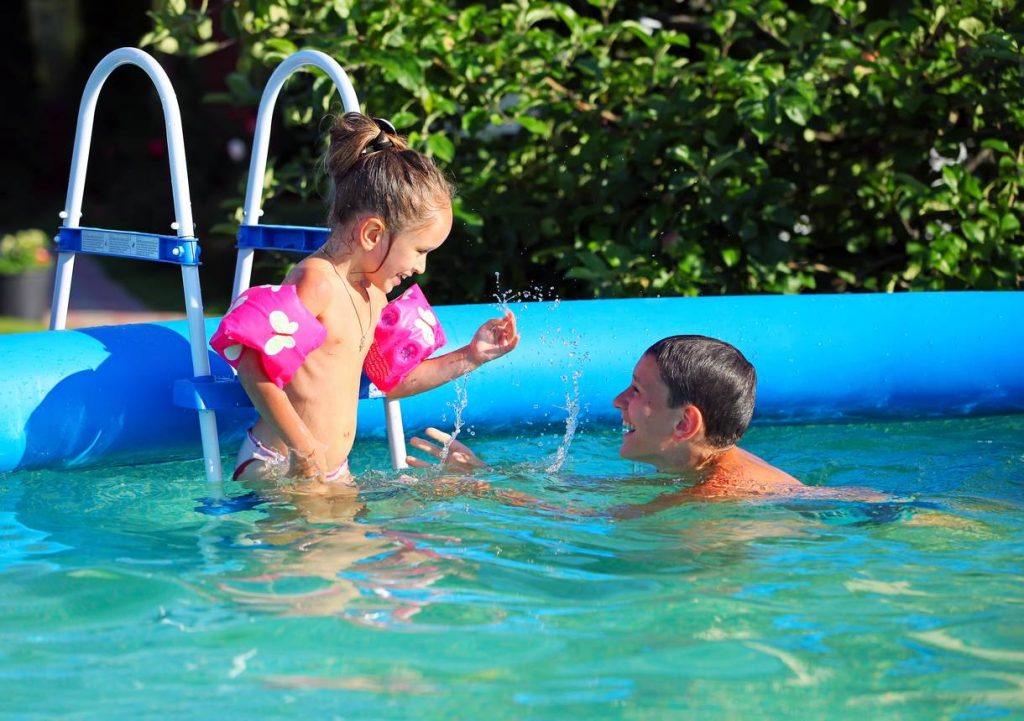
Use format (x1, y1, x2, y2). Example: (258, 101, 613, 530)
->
(645, 335, 757, 448)
(324, 112, 454, 236)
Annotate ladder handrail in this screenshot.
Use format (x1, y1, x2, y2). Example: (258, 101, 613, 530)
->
(233, 50, 360, 301)
(242, 50, 360, 227)
(52, 47, 223, 488)
(61, 48, 195, 239)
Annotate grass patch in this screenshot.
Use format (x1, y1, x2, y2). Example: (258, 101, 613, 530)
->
(0, 316, 45, 334)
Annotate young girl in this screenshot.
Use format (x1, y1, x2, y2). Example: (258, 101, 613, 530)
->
(213, 112, 519, 487)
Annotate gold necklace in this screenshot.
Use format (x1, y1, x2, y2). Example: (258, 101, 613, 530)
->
(319, 247, 369, 352)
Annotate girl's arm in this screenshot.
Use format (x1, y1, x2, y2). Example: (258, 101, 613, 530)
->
(236, 350, 327, 479)
(386, 310, 519, 399)
(235, 266, 334, 479)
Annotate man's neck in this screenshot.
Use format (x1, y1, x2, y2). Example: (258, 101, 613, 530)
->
(654, 443, 732, 481)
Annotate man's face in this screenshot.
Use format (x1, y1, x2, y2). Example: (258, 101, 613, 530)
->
(612, 353, 685, 467)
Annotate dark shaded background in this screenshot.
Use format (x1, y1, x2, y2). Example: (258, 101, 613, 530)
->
(3, 0, 248, 313)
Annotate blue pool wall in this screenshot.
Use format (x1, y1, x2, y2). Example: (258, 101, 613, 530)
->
(1, 291, 1021, 473)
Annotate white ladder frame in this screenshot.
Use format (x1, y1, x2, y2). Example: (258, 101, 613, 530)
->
(51, 47, 223, 488)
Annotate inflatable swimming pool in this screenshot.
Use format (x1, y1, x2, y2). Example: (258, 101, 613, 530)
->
(12, 48, 1023, 476)
(1, 290, 1021, 474)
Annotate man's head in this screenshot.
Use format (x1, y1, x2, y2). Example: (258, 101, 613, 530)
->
(612, 335, 757, 469)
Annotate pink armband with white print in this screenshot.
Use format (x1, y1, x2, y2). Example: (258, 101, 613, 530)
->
(210, 284, 326, 389)
(363, 284, 446, 393)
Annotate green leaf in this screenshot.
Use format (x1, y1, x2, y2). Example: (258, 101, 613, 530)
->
(981, 138, 1012, 154)
(426, 134, 455, 163)
(721, 247, 740, 267)
(782, 98, 809, 126)
(265, 38, 297, 55)
(957, 17, 985, 39)
(375, 56, 424, 92)
(390, 111, 418, 130)
(517, 115, 552, 138)
(961, 220, 985, 244)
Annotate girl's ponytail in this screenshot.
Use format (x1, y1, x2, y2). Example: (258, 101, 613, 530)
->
(325, 112, 452, 235)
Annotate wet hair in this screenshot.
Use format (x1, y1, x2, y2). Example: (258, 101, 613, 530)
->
(644, 335, 757, 448)
(324, 112, 455, 238)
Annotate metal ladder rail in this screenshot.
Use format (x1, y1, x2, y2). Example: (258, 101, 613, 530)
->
(51, 47, 223, 488)
(230, 50, 409, 470)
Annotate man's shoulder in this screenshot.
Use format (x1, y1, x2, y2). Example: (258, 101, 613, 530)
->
(705, 447, 804, 493)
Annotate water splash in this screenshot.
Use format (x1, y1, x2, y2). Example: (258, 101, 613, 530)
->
(541, 324, 589, 473)
(439, 377, 469, 463)
(493, 272, 559, 314)
(545, 367, 583, 473)
(492, 273, 581, 471)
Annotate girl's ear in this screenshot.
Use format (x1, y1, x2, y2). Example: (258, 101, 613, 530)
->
(356, 215, 387, 252)
(673, 405, 703, 441)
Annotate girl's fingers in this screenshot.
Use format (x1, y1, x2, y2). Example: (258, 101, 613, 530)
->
(409, 436, 442, 457)
(405, 456, 432, 468)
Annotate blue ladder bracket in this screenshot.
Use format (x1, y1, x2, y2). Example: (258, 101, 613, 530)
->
(56, 227, 200, 265)
(174, 373, 385, 411)
(173, 376, 253, 411)
(236, 224, 329, 254)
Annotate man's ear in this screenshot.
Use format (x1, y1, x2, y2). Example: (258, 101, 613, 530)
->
(673, 405, 703, 441)
(356, 215, 387, 252)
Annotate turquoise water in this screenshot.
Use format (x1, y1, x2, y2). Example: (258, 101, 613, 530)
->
(2, 415, 1023, 720)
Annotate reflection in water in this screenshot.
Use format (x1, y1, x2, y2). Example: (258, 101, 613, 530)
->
(214, 483, 455, 624)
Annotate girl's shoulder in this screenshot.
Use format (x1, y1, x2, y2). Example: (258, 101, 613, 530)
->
(288, 260, 335, 317)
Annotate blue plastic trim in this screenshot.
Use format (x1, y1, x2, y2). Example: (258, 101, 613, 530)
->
(56, 227, 200, 265)
(175, 373, 383, 411)
(236, 224, 329, 253)
(0, 292, 1021, 473)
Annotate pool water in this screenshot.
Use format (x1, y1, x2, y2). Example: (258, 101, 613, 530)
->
(2, 415, 1022, 720)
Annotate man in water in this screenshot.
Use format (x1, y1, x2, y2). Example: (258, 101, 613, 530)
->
(408, 335, 804, 502)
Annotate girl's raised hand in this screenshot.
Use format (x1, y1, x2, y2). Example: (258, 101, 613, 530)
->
(467, 310, 520, 366)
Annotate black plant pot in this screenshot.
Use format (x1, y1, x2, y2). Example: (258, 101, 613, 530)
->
(0, 268, 54, 320)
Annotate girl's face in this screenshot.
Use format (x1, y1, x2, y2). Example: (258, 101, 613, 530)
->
(367, 204, 453, 293)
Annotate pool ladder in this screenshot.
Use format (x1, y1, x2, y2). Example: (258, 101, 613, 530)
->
(50, 47, 222, 486)
(53, 48, 409, 492)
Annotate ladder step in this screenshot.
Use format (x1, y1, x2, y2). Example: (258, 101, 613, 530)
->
(236, 224, 329, 254)
(56, 227, 199, 265)
(173, 376, 252, 411)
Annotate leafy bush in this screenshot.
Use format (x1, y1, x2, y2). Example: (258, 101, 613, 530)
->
(146, 0, 1023, 301)
(0, 229, 53, 276)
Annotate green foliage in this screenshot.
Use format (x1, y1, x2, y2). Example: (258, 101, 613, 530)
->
(147, 0, 1023, 300)
(0, 316, 46, 334)
(0, 229, 53, 276)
